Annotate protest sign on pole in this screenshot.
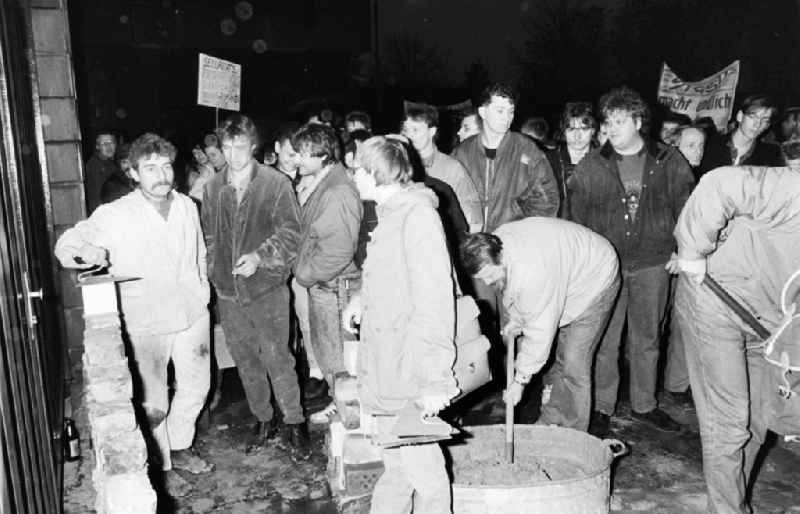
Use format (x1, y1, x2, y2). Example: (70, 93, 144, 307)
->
(197, 53, 242, 113)
(657, 60, 739, 132)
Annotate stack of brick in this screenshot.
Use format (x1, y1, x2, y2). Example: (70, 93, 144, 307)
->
(82, 312, 156, 513)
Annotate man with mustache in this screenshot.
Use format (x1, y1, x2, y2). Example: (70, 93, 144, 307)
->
(55, 132, 213, 492)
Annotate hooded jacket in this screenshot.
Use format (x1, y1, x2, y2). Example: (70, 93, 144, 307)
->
(570, 139, 694, 270)
(675, 166, 800, 330)
(452, 132, 560, 232)
(357, 184, 458, 413)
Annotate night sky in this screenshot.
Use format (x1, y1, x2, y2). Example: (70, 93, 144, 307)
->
(67, 0, 800, 150)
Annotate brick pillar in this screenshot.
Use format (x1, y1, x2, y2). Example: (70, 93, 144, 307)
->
(80, 281, 156, 513)
(27, 0, 88, 425)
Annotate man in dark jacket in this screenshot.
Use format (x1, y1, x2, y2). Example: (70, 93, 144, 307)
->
(292, 124, 363, 425)
(453, 83, 560, 348)
(699, 94, 783, 176)
(570, 86, 694, 437)
(202, 114, 308, 456)
(85, 130, 121, 213)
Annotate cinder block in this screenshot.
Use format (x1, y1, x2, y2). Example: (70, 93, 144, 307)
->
(85, 376, 132, 404)
(82, 336, 125, 367)
(83, 313, 121, 331)
(99, 472, 157, 514)
(83, 360, 129, 385)
(95, 431, 147, 475)
(87, 407, 138, 436)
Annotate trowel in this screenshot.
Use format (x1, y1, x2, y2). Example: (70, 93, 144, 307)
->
(371, 402, 458, 448)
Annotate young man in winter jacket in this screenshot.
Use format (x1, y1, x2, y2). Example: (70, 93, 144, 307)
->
(292, 124, 363, 425)
(345, 136, 458, 513)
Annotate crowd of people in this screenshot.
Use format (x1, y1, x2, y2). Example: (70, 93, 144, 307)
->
(57, 82, 800, 513)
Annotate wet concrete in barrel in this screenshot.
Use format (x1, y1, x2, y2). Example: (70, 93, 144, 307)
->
(65, 370, 800, 513)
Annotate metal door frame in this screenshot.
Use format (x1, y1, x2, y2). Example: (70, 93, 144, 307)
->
(0, 1, 65, 512)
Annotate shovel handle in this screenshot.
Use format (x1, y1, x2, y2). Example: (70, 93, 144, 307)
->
(703, 276, 771, 340)
(505, 334, 515, 463)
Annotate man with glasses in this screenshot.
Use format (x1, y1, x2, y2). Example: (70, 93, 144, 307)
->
(569, 86, 694, 437)
(56, 133, 213, 491)
(700, 94, 783, 175)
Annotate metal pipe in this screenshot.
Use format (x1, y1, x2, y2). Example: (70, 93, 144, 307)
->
(703, 275, 771, 340)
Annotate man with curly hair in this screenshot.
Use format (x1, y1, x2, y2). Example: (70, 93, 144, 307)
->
(570, 86, 694, 437)
(56, 132, 213, 485)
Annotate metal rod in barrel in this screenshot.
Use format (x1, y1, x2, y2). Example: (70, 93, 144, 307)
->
(505, 334, 515, 463)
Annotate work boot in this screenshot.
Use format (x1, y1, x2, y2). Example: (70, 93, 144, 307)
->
(246, 418, 280, 454)
(588, 411, 611, 439)
(666, 388, 694, 409)
(309, 401, 337, 425)
(304, 377, 329, 400)
(631, 408, 682, 432)
(285, 422, 311, 461)
(171, 448, 214, 474)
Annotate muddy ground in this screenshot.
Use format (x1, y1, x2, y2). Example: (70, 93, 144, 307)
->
(64, 370, 800, 513)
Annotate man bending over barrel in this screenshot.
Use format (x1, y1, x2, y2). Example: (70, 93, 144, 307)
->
(460, 218, 619, 431)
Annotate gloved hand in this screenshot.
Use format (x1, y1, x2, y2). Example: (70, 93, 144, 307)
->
(678, 257, 707, 284)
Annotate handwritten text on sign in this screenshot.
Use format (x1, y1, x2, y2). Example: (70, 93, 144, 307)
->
(197, 53, 241, 111)
(657, 61, 739, 132)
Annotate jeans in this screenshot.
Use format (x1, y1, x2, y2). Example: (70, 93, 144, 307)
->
(291, 278, 319, 373)
(675, 274, 768, 514)
(594, 264, 670, 415)
(664, 277, 690, 393)
(370, 443, 451, 514)
(308, 276, 360, 388)
(540, 277, 619, 431)
(129, 313, 210, 471)
(218, 286, 304, 424)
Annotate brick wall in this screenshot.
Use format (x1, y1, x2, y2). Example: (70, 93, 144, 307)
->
(82, 311, 156, 513)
